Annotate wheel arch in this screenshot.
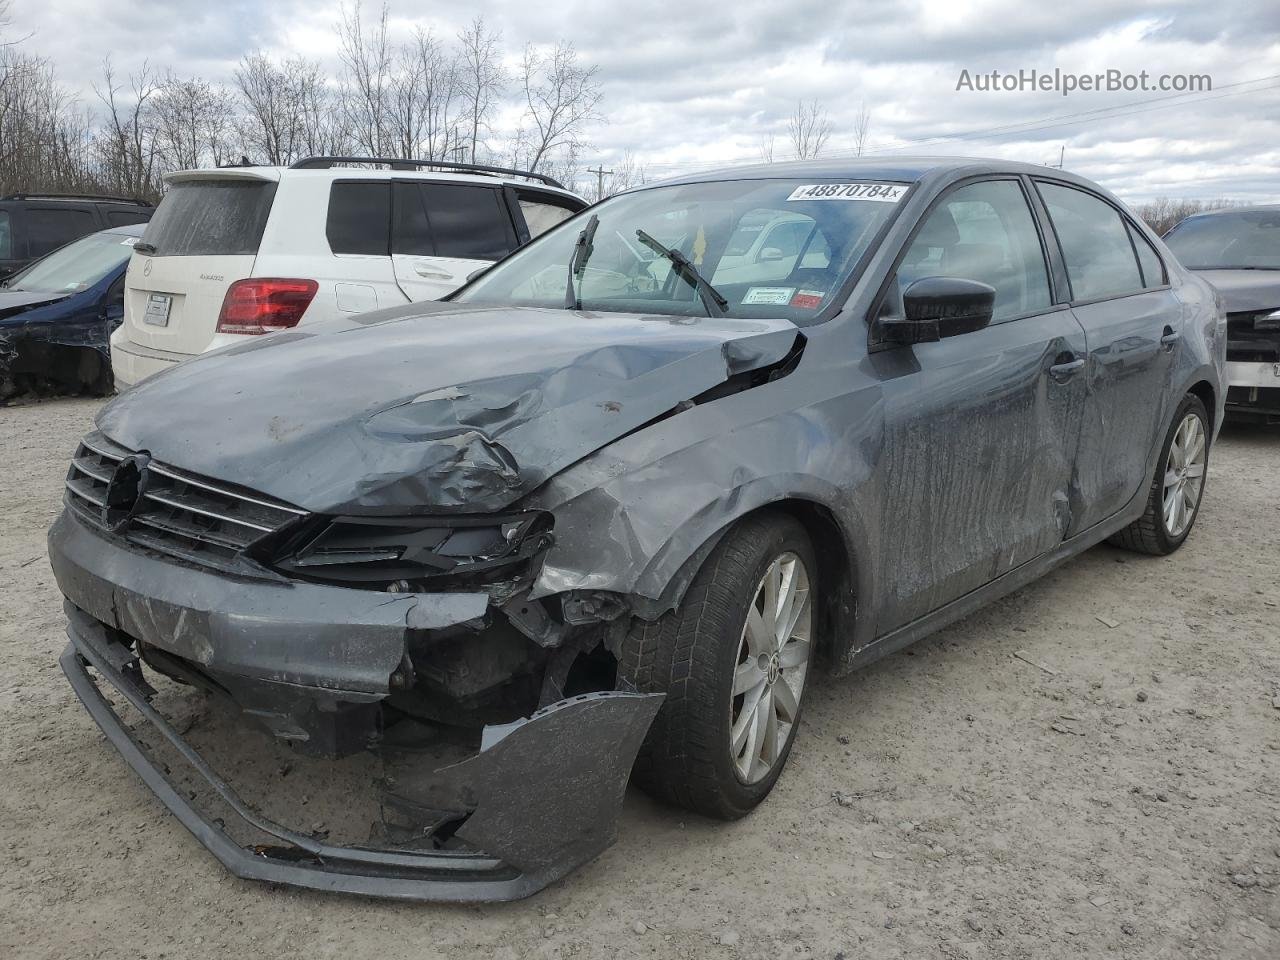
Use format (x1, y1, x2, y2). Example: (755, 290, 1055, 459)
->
(1186, 378, 1216, 435)
(637, 494, 864, 672)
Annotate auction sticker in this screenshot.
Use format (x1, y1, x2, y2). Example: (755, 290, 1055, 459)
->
(742, 286, 795, 305)
(786, 183, 907, 202)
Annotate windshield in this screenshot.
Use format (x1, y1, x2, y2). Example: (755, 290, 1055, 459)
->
(3, 230, 137, 294)
(1164, 209, 1280, 270)
(456, 178, 908, 323)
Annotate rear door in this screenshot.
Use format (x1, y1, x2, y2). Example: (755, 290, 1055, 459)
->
(1032, 180, 1180, 534)
(391, 180, 519, 301)
(871, 178, 1088, 632)
(122, 174, 276, 356)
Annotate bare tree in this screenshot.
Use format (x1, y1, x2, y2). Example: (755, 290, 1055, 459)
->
(390, 27, 460, 160)
(93, 58, 159, 197)
(605, 149, 645, 197)
(236, 53, 339, 164)
(787, 100, 830, 160)
(151, 73, 239, 170)
(517, 41, 602, 174)
(1134, 197, 1238, 236)
(851, 101, 871, 157)
(758, 134, 776, 164)
(457, 16, 504, 164)
(337, 1, 393, 156)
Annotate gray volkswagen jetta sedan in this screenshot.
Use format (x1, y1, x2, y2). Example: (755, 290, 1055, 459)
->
(48, 158, 1226, 901)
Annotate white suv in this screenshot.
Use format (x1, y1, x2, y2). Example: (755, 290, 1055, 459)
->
(110, 158, 586, 389)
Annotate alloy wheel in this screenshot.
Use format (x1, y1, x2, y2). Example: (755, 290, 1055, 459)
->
(729, 551, 812, 783)
(1162, 411, 1206, 538)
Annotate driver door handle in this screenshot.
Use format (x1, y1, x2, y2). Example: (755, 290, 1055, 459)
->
(1049, 356, 1086, 382)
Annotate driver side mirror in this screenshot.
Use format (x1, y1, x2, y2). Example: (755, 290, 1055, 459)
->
(882, 277, 996, 345)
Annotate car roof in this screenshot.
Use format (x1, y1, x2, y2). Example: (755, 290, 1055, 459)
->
(648, 156, 1097, 188)
(1180, 203, 1280, 220)
(98, 223, 148, 239)
(164, 165, 583, 202)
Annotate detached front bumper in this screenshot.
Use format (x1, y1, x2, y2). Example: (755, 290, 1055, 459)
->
(49, 513, 664, 901)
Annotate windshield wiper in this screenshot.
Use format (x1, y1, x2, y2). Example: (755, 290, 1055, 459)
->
(634, 229, 728, 317)
(564, 213, 599, 310)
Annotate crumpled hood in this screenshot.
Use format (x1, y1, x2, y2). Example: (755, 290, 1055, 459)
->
(0, 289, 70, 322)
(1194, 269, 1280, 314)
(98, 303, 801, 512)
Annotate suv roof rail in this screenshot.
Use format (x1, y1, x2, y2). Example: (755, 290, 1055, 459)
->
(288, 156, 567, 190)
(0, 192, 151, 206)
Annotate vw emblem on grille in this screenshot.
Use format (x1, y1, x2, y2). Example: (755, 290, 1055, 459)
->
(103, 453, 151, 532)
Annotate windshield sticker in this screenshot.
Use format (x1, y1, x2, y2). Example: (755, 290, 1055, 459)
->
(786, 183, 907, 203)
(742, 286, 795, 305)
(790, 289, 825, 309)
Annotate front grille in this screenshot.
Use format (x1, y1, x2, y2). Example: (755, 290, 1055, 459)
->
(65, 432, 307, 573)
(1226, 310, 1280, 362)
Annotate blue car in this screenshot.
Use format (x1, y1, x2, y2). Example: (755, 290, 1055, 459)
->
(0, 223, 144, 399)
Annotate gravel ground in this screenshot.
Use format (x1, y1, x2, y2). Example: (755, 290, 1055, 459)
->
(1, 396, 1278, 960)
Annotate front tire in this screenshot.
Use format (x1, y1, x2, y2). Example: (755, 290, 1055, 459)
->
(619, 512, 816, 820)
(1109, 393, 1209, 555)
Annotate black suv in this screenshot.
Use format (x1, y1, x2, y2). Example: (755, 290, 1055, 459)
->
(0, 194, 154, 279)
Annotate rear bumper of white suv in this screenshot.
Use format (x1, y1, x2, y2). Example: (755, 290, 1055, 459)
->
(109, 327, 190, 389)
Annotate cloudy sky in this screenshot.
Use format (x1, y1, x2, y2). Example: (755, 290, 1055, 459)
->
(7, 0, 1280, 203)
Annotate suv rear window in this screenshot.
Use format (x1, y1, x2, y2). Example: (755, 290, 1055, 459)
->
(142, 180, 276, 257)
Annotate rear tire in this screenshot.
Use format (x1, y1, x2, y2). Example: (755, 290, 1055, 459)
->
(1109, 393, 1209, 556)
(619, 512, 816, 820)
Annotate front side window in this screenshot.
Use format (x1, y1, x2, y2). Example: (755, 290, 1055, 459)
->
(422, 184, 516, 260)
(895, 179, 1051, 322)
(3, 230, 135, 294)
(1037, 182, 1143, 301)
(0, 211, 10, 259)
(456, 178, 906, 323)
(143, 180, 276, 257)
(1163, 209, 1280, 270)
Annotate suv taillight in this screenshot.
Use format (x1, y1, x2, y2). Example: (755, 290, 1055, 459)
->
(215, 278, 318, 335)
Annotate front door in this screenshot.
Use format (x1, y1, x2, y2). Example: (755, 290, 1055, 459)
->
(872, 178, 1088, 632)
(391, 181, 518, 302)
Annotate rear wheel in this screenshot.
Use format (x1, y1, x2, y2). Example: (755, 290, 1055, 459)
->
(1109, 393, 1209, 555)
(620, 512, 816, 820)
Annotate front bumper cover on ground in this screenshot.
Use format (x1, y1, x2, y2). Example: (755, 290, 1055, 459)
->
(61, 606, 663, 902)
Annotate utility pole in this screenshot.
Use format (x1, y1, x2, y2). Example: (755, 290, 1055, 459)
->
(587, 164, 614, 201)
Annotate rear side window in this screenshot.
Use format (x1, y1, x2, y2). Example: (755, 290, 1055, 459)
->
(26, 207, 97, 258)
(327, 181, 391, 255)
(0, 211, 10, 258)
(421, 184, 517, 260)
(1037, 182, 1143, 301)
(143, 180, 276, 257)
(104, 208, 152, 227)
(518, 197, 576, 238)
(1127, 222, 1165, 288)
